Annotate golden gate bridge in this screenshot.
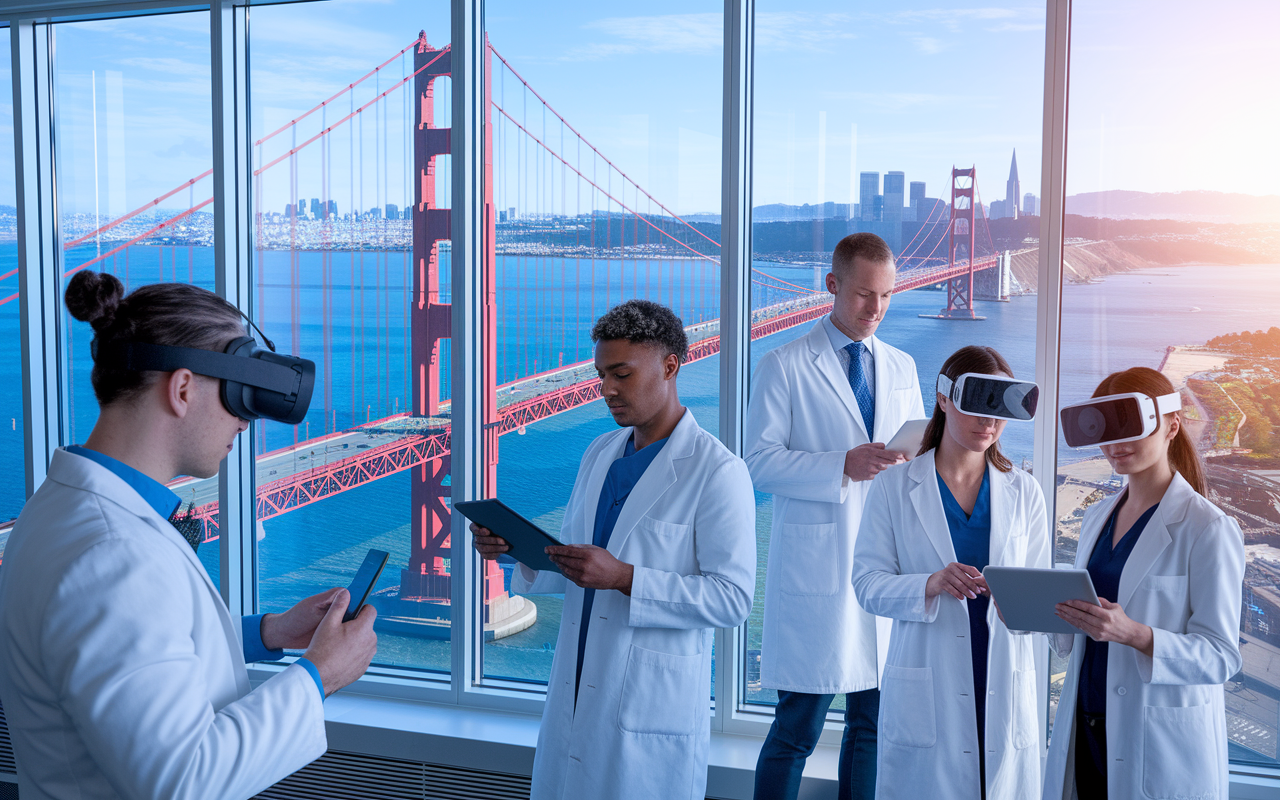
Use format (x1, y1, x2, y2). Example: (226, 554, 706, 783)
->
(0, 32, 1010, 626)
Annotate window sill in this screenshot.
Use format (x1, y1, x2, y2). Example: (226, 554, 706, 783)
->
(249, 670, 1280, 800)
(312, 690, 841, 799)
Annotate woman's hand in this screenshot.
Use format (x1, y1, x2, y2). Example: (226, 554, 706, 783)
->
(925, 562, 988, 601)
(1055, 598, 1155, 657)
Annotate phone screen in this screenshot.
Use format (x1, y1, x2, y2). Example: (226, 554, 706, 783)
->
(343, 549, 390, 622)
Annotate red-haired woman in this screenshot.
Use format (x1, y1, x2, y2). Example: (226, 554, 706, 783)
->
(853, 345, 1049, 800)
(1044, 367, 1244, 800)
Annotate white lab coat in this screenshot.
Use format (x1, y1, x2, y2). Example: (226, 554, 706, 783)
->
(0, 449, 326, 800)
(1042, 472, 1244, 800)
(851, 450, 1050, 800)
(511, 410, 756, 800)
(744, 318, 924, 693)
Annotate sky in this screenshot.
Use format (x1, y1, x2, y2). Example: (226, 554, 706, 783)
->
(6, 0, 1279, 219)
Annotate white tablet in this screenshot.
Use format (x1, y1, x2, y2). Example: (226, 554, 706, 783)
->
(982, 566, 1100, 635)
(885, 418, 930, 459)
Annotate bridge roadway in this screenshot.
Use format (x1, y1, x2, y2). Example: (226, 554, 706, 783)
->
(176, 254, 1022, 537)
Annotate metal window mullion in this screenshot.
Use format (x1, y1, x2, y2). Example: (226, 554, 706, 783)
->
(451, 0, 484, 703)
(1033, 0, 1072, 746)
(13, 21, 61, 499)
(212, 0, 254, 614)
(718, 0, 753, 732)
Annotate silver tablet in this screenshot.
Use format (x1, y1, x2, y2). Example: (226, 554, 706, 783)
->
(982, 566, 1100, 635)
(885, 418, 930, 459)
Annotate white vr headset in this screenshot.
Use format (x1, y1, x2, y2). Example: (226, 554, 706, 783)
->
(936, 372, 1040, 421)
(1059, 391, 1183, 448)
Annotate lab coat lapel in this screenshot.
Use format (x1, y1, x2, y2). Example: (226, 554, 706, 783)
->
(989, 464, 1012, 564)
(604, 410, 693, 558)
(577, 428, 630, 546)
(1075, 489, 1125, 570)
(869, 335, 891, 443)
(1117, 474, 1188, 608)
(805, 320, 868, 441)
(907, 450, 955, 566)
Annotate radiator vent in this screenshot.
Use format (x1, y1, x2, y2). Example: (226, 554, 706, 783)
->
(255, 749, 531, 800)
(0, 701, 15, 776)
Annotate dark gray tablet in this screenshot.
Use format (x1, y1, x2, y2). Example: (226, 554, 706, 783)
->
(983, 566, 1100, 635)
(455, 498, 563, 574)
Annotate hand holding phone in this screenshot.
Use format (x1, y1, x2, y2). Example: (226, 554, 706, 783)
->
(343, 549, 390, 622)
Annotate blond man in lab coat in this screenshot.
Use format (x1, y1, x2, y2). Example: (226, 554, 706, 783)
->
(745, 233, 924, 800)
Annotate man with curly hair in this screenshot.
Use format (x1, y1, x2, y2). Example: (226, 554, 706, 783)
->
(472, 299, 756, 800)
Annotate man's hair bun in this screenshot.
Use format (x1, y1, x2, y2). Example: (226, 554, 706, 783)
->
(64, 270, 125, 331)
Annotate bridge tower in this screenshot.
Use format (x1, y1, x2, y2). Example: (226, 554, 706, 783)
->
(930, 166, 985, 321)
(402, 33, 510, 624)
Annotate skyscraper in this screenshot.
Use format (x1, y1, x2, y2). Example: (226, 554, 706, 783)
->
(883, 171, 905, 227)
(859, 172, 879, 222)
(1005, 150, 1021, 220)
(909, 181, 926, 217)
(1023, 193, 1038, 216)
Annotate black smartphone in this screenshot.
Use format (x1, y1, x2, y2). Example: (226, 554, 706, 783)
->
(343, 548, 390, 622)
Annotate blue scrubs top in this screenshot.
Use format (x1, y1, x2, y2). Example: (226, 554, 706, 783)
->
(937, 469, 992, 742)
(1078, 497, 1159, 717)
(574, 434, 669, 708)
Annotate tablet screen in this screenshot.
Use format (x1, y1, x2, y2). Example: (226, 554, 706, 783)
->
(455, 499, 564, 574)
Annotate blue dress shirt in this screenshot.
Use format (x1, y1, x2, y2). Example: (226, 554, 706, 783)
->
(937, 469, 992, 743)
(65, 445, 325, 701)
(823, 313, 876, 400)
(1079, 498, 1159, 717)
(574, 434, 669, 708)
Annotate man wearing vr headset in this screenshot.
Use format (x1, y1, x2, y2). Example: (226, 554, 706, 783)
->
(1044, 367, 1244, 800)
(745, 232, 925, 800)
(0, 272, 377, 800)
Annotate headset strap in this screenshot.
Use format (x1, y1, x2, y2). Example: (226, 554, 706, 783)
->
(96, 342, 301, 397)
(936, 374, 955, 400)
(1155, 391, 1182, 415)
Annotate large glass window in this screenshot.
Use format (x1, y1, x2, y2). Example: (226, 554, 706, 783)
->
(248, 0, 453, 675)
(53, 14, 218, 581)
(1051, 0, 1280, 766)
(483, 2, 723, 687)
(745, 3, 1046, 707)
(0, 29, 18, 560)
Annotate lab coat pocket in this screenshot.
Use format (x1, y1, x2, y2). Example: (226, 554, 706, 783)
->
(1011, 669, 1037, 749)
(1143, 575, 1190, 629)
(777, 523, 841, 596)
(881, 665, 936, 748)
(618, 645, 701, 737)
(1142, 703, 1217, 799)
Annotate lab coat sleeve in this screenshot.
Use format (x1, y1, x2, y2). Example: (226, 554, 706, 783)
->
(628, 459, 757, 630)
(1136, 515, 1245, 685)
(743, 349, 850, 504)
(42, 536, 326, 800)
(851, 475, 939, 623)
(1007, 480, 1052, 636)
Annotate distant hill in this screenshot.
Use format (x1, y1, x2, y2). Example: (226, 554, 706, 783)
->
(1065, 190, 1280, 224)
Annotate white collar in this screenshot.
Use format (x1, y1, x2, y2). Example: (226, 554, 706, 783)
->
(822, 313, 875, 357)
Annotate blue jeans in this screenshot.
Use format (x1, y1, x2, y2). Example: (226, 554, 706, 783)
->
(753, 688, 880, 800)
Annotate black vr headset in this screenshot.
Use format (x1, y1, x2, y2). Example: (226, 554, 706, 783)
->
(92, 331, 315, 425)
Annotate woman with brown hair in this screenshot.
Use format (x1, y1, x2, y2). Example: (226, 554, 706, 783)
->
(852, 345, 1049, 800)
(1044, 367, 1244, 800)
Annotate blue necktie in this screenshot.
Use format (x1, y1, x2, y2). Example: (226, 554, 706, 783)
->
(845, 341, 875, 437)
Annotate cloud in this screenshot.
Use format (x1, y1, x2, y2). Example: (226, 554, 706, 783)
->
(912, 36, 946, 54)
(567, 13, 723, 59)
